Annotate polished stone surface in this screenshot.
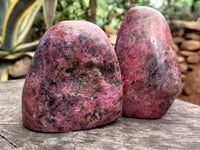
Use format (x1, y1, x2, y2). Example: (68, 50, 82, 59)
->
(116, 6, 181, 118)
(22, 21, 122, 132)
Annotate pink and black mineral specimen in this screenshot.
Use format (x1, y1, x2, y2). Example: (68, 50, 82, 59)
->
(22, 21, 123, 132)
(115, 6, 181, 119)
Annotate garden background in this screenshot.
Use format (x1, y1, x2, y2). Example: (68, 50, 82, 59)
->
(0, 0, 200, 105)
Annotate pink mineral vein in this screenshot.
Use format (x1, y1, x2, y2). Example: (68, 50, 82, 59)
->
(115, 6, 181, 119)
(22, 21, 123, 132)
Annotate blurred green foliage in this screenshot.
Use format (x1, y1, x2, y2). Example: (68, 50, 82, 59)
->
(0, 0, 57, 81)
(96, 0, 135, 29)
(1, 0, 198, 44)
(2, 0, 198, 51)
(55, 0, 83, 22)
(31, 0, 199, 36)
(139, 0, 198, 21)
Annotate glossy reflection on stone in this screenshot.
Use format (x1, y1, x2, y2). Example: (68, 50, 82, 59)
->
(22, 21, 122, 132)
(115, 6, 181, 119)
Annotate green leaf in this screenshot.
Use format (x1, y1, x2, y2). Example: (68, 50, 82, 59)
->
(0, 50, 10, 60)
(3, 52, 34, 60)
(12, 40, 39, 53)
(83, 0, 89, 8)
(0, 41, 38, 60)
(0, 36, 2, 44)
(0, 63, 9, 81)
(0, 0, 9, 36)
(43, 0, 58, 29)
(17, 0, 42, 45)
(0, 0, 40, 51)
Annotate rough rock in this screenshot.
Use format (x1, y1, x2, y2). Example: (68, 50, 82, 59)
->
(172, 20, 200, 31)
(181, 74, 186, 80)
(115, 6, 181, 119)
(173, 37, 185, 44)
(180, 40, 200, 50)
(22, 21, 123, 132)
(179, 94, 200, 105)
(102, 25, 116, 35)
(172, 44, 179, 52)
(177, 82, 185, 96)
(177, 55, 185, 63)
(109, 34, 117, 45)
(171, 29, 185, 37)
(184, 66, 200, 95)
(179, 62, 188, 73)
(186, 55, 200, 64)
(179, 51, 197, 56)
(8, 57, 32, 78)
(188, 64, 198, 71)
(102, 25, 117, 45)
(186, 94, 200, 105)
(185, 33, 200, 40)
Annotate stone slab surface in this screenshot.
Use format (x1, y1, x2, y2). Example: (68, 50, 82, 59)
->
(0, 79, 200, 150)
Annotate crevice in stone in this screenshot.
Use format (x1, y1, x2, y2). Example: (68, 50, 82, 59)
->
(0, 123, 20, 125)
(0, 134, 17, 148)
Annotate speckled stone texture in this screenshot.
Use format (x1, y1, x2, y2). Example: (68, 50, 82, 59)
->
(115, 6, 181, 119)
(22, 21, 123, 132)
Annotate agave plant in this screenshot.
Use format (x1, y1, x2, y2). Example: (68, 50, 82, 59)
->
(0, 0, 57, 81)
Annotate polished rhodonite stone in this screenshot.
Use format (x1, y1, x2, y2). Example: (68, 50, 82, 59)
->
(115, 6, 181, 119)
(22, 21, 123, 132)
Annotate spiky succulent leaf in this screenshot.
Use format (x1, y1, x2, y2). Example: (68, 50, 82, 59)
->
(0, 0, 9, 36)
(0, 63, 9, 81)
(43, 0, 58, 29)
(3, 52, 34, 60)
(17, 0, 42, 45)
(0, 0, 10, 45)
(0, 36, 2, 44)
(0, 40, 39, 60)
(12, 40, 39, 53)
(0, 0, 40, 51)
(0, 0, 58, 62)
